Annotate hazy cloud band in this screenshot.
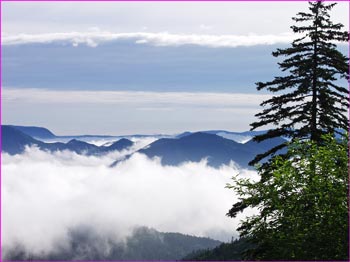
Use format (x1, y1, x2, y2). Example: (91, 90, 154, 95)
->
(3, 88, 271, 109)
(2, 31, 298, 48)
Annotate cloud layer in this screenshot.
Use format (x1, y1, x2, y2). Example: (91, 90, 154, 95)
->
(3, 31, 297, 48)
(2, 145, 258, 257)
(3, 88, 271, 135)
(3, 88, 271, 109)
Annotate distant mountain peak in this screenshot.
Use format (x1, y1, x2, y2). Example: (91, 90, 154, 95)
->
(133, 132, 249, 168)
(67, 139, 85, 144)
(3, 125, 287, 168)
(176, 130, 269, 144)
(2, 126, 134, 156)
(2, 125, 42, 155)
(103, 138, 134, 151)
(9, 125, 56, 139)
(112, 138, 132, 144)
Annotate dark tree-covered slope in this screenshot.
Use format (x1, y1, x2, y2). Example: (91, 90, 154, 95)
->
(5, 227, 221, 261)
(183, 238, 252, 261)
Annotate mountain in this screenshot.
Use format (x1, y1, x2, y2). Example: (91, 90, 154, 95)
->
(64, 139, 100, 154)
(176, 131, 193, 139)
(3, 125, 288, 168)
(2, 125, 44, 155)
(101, 138, 134, 152)
(137, 132, 257, 168)
(177, 130, 268, 143)
(9, 125, 56, 139)
(2, 125, 134, 155)
(7, 125, 171, 146)
(5, 226, 222, 260)
(113, 132, 288, 169)
(182, 237, 252, 261)
(245, 136, 288, 154)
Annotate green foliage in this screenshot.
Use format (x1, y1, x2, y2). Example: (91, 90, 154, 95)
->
(227, 135, 349, 260)
(227, 3, 349, 259)
(182, 238, 253, 261)
(250, 1, 349, 166)
(5, 227, 221, 260)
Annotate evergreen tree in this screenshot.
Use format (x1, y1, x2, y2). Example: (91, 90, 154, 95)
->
(250, 1, 348, 166)
(227, 2, 349, 260)
(227, 135, 348, 260)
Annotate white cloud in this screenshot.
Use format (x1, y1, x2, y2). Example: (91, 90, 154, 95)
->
(3, 88, 268, 135)
(2, 88, 271, 109)
(3, 1, 348, 36)
(2, 31, 298, 48)
(2, 146, 258, 257)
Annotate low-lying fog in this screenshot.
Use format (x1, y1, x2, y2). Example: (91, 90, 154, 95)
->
(2, 137, 258, 257)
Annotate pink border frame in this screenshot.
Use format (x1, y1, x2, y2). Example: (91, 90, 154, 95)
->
(0, 0, 349, 261)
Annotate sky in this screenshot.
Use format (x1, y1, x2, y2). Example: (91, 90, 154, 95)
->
(2, 1, 349, 135)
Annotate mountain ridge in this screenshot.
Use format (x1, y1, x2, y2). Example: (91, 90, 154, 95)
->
(2, 125, 292, 169)
(5, 226, 222, 261)
(2, 125, 134, 155)
(8, 125, 56, 139)
(112, 132, 288, 169)
(8, 124, 270, 144)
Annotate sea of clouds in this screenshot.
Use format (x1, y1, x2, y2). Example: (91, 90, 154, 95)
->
(2, 138, 258, 258)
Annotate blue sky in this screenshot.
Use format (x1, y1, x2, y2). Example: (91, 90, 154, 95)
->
(3, 42, 282, 92)
(2, 1, 348, 135)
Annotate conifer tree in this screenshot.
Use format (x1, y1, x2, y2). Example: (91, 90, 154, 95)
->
(227, 2, 349, 259)
(249, 1, 348, 166)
